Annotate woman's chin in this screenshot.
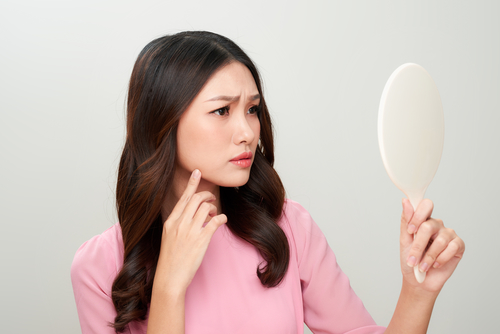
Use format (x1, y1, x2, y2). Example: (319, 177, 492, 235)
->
(218, 174, 251, 188)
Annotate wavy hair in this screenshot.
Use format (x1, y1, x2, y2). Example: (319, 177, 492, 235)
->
(111, 31, 288, 332)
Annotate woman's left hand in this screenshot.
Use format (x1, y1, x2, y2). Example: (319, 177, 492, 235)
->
(400, 198, 465, 293)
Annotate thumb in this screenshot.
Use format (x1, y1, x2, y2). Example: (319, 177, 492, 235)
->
(400, 198, 414, 248)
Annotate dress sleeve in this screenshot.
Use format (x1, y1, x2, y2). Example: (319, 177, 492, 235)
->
(284, 200, 386, 334)
(71, 229, 121, 334)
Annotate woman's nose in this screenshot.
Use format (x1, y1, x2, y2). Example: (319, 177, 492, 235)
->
(232, 113, 256, 145)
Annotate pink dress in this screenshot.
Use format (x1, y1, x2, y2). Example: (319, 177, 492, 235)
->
(71, 200, 386, 334)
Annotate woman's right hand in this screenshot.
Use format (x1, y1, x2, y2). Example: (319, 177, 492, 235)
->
(154, 169, 227, 294)
(148, 169, 225, 333)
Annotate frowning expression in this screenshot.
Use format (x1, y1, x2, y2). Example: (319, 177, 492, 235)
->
(175, 61, 261, 190)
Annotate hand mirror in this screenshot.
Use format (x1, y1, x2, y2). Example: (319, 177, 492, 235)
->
(378, 63, 445, 283)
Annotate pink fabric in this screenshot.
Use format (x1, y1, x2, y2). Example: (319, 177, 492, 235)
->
(71, 200, 386, 333)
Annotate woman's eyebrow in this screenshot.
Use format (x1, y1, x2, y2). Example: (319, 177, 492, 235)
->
(205, 94, 261, 102)
(249, 94, 261, 101)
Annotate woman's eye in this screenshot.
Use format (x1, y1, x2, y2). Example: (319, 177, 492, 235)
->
(212, 106, 229, 116)
(248, 106, 260, 115)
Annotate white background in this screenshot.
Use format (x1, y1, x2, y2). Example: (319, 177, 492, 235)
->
(1, 0, 499, 333)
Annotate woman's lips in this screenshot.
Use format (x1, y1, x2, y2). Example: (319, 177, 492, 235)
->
(230, 152, 253, 168)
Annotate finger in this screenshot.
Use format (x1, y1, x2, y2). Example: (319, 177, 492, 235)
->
(170, 169, 202, 219)
(203, 214, 228, 236)
(407, 218, 441, 267)
(401, 198, 414, 225)
(433, 236, 465, 269)
(190, 202, 218, 228)
(179, 191, 217, 223)
(400, 198, 414, 248)
(408, 199, 434, 234)
(417, 227, 454, 272)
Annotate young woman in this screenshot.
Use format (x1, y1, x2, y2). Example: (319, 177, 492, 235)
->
(71, 31, 465, 334)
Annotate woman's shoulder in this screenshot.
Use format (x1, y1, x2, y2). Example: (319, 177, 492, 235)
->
(70, 223, 124, 288)
(281, 199, 322, 236)
(280, 199, 328, 263)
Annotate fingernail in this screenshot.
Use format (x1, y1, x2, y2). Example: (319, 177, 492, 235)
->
(408, 224, 417, 234)
(407, 256, 417, 267)
(192, 169, 200, 179)
(433, 262, 441, 269)
(419, 262, 429, 273)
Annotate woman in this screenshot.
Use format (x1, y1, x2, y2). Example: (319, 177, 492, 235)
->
(71, 31, 465, 334)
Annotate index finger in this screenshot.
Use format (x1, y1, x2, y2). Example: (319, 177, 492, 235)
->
(400, 198, 415, 247)
(170, 169, 201, 218)
(408, 199, 434, 234)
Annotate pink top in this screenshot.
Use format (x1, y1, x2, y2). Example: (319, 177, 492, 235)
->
(71, 200, 386, 334)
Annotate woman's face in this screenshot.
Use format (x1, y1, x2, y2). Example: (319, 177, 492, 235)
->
(175, 61, 261, 191)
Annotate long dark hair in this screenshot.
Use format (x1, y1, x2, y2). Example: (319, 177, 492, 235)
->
(111, 31, 288, 332)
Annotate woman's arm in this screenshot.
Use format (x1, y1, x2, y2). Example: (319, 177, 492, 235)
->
(384, 199, 465, 333)
(385, 282, 437, 333)
(148, 286, 186, 334)
(146, 170, 227, 334)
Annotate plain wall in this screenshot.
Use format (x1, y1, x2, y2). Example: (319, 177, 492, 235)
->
(1, 0, 498, 333)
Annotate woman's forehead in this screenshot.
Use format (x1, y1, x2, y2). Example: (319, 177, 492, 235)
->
(196, 62, 259, 100)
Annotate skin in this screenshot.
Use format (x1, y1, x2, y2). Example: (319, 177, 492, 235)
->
(384, 198, 465, 333)
(150, 62, 261, 334)
(147, 62, 465, 334)
(162, 61, 261, 216)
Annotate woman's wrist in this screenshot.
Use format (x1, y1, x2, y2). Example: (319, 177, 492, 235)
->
(152, 267, 189, 299)
(401, 279, 440, 304)
(148, 279, 186, 334)
(385, 280, 439, 334)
